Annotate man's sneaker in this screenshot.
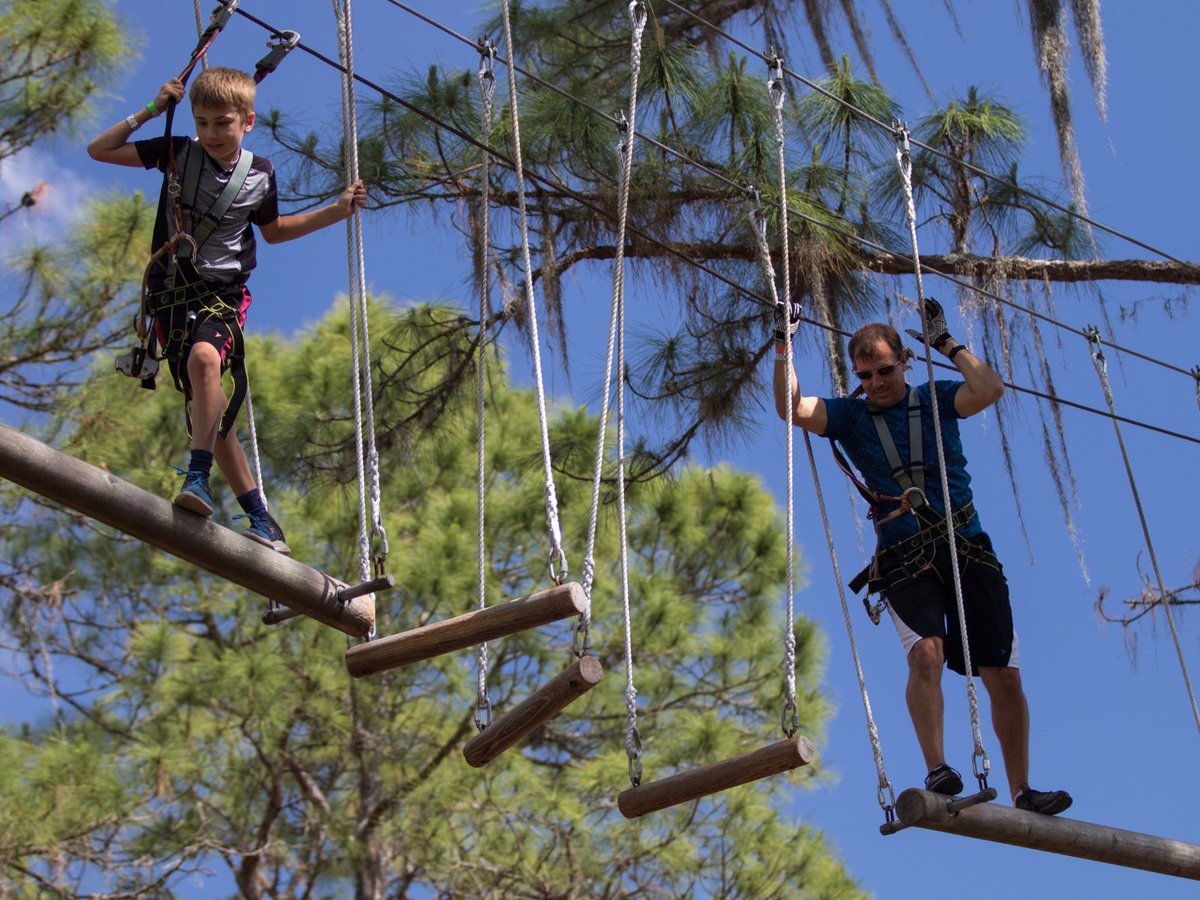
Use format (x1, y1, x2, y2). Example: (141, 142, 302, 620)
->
(234, 512, 292, 555)
(1015, 785, 1073, 816)
(173, 468, 214, 517)
(924, 763, 964, 796)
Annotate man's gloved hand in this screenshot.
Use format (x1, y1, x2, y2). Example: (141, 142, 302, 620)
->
(773, 299, 802, 342)
(904, 297, 952, 352)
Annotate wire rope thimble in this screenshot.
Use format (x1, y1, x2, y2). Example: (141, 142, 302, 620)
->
(877, 779, 897, 819)
(780, 696, 799, 738)
(893, 120, 911, 156)
(571, 613, 592, 658)
(766, 48, 785, 111)
(627, 0, 647, 31)
(473, 695, 492, 732)
(1190, 365, 1200, 411)
(1083, 324, 1105, 365)
(972, 747, 991, 792)
(625, 726, 644, 787)
(613, 109, 630, 159)
(371, 523, 389, 578)
(477, 36, 495, 93)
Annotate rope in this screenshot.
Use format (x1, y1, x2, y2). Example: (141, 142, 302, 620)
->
(570, 0, 647, 784)
(1084, 328, 1200, 736)
(766, 54, 800, 738)
(897, 126, 989, 787)
(473, 40, 496, 732)
(192, 0, 209, 70)
(333, 0, 388, 592)
(228, 10, 1200, 451)
(755, 56, 895, 815)
(499, 0, 567, 583)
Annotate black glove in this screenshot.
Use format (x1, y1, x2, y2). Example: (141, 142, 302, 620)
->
(904, 297, 952, 352)
(773, 299, 802, 342)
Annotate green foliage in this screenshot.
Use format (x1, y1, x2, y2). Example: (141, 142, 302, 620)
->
(0, 300, 860, 897)
(0, 0, 128, 161)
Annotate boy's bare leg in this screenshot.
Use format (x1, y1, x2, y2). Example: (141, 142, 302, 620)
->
(214, 428, 255, 496)
(187, 342, 226, 456)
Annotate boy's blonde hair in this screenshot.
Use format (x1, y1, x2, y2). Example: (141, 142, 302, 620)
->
(189, 66, 256, 117)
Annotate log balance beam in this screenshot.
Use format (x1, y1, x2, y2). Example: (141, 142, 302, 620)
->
(0, 423, 374, 638)
(463, 654, 603, 768)
(345, 581, 586, 678)
(617, 735, 816, 819)
(892, 788, 1200, 879)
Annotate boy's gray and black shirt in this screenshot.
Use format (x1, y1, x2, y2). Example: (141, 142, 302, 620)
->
(136, 136, 279, 290)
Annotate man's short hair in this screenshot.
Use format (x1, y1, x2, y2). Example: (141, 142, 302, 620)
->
(848, 322, 905, 363)
(189, 67, 256, 117)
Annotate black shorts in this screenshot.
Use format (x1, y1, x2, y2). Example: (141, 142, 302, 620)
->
(884, 532, 1014, 676)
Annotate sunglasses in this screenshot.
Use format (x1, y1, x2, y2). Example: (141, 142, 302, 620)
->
(854, 360, 903, 381)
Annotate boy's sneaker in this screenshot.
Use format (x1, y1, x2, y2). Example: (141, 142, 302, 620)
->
(173, 468, 214, 517)
(235, 512, 292, 555)
(924, 763, 964, 796)
(1015, 785, 1072, 816)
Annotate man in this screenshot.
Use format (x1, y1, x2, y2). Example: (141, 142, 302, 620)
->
(773, 298, 1071, 815)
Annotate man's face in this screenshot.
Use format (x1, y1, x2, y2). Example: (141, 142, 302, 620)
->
(851, 338, 907, 407)
(192, 104, 254, 165)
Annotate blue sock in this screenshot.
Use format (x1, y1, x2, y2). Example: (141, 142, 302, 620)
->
(188, 449, 214, 477)
(236, 488, 268, 518)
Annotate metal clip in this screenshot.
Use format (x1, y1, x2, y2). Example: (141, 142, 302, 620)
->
(254, 30, 300, 84)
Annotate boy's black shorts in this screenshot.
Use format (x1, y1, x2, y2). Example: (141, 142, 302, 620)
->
(884, 532, 1014, 676)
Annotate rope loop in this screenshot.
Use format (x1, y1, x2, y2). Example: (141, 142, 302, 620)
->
(780, 696, 799, 738)
(473, 698, 491, 732)
(571, 615, 591, 658)
(477, 37, 496, 95)
(877, 780, 896, 817)
(628, 0, 647, 32)
(767, 48, 785, 112)
(972, 748, 991, 789)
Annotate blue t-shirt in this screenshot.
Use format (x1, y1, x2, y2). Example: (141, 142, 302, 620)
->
(823, 380, 983, 549)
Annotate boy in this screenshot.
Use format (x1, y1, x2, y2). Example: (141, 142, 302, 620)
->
(88, 67, 366, 555)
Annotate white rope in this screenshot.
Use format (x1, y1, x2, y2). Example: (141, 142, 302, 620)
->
(192, 0, 209, 70)
(333, 0, 387, 589)
(473, 42, 496, 732)
(896, 125, 989, 784)
(754, 55, 894, 813)
(573, 0, 647, 784)
(1085, 329, 1200, 736)
(244, 387, 266, 509)
(499, 0, 566, 582)
(766, 56, 800, 736)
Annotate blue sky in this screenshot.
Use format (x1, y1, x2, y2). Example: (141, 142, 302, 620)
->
(3, 2, 1199, 897)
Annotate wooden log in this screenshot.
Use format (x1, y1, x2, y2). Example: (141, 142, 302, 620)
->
(617, 735, 816, 819)
(345, 581, 586, 678)
(463, 655, 603, 767)
(0, 422, 374, 638)
(879, 787, 997, 834)
(895, 788, 1200, 879)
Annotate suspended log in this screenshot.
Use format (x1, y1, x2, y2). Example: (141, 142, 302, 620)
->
(879, 787, 997, 834)
(0, 422, 374, 638)
(463, 654, 603, 768)
(345, 581, 586, 678)
(617, 735, 816, 819)
(894, 788, 1200, 879)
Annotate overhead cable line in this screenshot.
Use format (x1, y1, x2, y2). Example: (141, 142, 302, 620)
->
(230, 8, 1200, 450)
(379, 0, 1198, 384)
(660, 0, 1200, 273)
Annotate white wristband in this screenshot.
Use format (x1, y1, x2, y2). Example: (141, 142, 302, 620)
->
(124, 114, 140, 132)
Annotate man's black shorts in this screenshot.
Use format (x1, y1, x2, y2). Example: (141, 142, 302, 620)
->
(884, 532, 1014, 676)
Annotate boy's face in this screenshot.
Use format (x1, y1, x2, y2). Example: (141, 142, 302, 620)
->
(192, 105, 255, 165)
